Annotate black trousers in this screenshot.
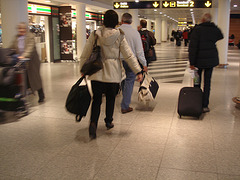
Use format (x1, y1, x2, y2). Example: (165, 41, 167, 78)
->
(194, 68, 213, 108)
(90, 81, 119, 126)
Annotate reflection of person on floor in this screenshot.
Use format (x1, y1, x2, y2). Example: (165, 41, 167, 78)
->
(189, 13, 223, 113)
(119, 13, 148, 114)
(9, 22, 45, 103)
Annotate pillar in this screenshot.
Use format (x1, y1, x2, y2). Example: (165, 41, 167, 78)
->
(155, 17, 162, 44)
(128, 9, 139, 30)
(217, 0, 230, 67)
(211, 8, 218, 25)
(162, 18, 168, 42)
(1, 0, 28, 48)
(76, 3, 86, 61)
(45, 16, 51, 63)
(147, 19, 151, 31)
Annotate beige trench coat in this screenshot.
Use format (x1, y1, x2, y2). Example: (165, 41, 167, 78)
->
(10, 32, 43, 92)
(79, 27, 141, 83)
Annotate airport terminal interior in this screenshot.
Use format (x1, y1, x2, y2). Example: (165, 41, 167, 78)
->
(0, 43, 240, 179)
(1, 0, 240, 179)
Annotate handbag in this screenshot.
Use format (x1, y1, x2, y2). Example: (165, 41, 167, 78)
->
(81, 31, 103, 76)
(138, 72, 159, 102)
(65, 76, 91, 122)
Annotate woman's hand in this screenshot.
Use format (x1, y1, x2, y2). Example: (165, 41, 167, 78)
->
(137, 73, 143, 82)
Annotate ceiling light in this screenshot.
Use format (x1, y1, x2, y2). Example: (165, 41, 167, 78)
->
(190, 9, 193, 11)
(164, 14, 167, 16)
(135, 0, 139, 2)
(159, 12, 163, 14)
(154, 9, 157, 11)
(45, 0, 51, 2)
(167, 16, 169, 18)
(233, 5, 238, 7)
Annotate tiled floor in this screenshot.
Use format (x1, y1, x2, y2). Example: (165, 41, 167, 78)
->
(1, 42, 240, 180)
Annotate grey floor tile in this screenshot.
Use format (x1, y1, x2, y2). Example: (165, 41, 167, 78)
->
(106, 140, 164, 167)
(156, 168, 218, 180)
(216, 150, 240, 175)
(166, 128, 214, 150)
(33, 154, 104, 180)
(124, 125, 169, 145)
(213, 133, 240, 151)
(218, 174, 240, 180)
(94, 161, 159, 180)
(131, 113, 173, 129)
(161, 146, 217, 173)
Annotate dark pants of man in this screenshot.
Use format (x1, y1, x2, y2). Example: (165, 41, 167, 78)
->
(90, 81, 119, 127)
(194, 68, 213, 108)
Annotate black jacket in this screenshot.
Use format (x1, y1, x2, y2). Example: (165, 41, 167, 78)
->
(188, 22, 223, 68)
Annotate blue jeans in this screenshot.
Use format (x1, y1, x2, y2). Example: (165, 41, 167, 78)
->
(121, 62, 136, 110)
(194, 68, 213, 108)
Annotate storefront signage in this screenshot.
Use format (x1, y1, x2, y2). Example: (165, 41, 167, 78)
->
(113, 1, 160, 9)
(71, 10, 103, 21)
(52, 7, 59, 16)
(28, 3, 51, 15)
(162, 1, 212, 8)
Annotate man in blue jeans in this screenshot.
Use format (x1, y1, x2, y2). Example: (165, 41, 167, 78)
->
(120, 13, 148, 114)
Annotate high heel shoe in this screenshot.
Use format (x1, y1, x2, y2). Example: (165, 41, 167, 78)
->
(89, 122, 97, 139)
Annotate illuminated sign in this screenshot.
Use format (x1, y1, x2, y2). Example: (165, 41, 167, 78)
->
(71, 10, 103, 21)
(28, 3, 51, 15)
(162, 1, 212, 8)
(113, 1, 160, 9)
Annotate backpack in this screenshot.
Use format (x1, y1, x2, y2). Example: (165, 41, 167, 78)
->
(139, 30, 150, 53)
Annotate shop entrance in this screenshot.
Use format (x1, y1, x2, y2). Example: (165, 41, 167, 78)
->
(28, 15, 50, 63)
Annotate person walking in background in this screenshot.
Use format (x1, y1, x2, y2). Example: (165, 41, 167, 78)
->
(182, 29, 189, 46)
(189, 13, 223, 113)
(119, 13, 148, 114)
(138, 20, 156, 65)
(174, 29, 182, 46)
(9, 22, 45, 103)
(79, 10, 143, 139)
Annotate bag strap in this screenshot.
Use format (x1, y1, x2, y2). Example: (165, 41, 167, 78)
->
(93, 30, 98, 47)
(75, 76, 85, 86)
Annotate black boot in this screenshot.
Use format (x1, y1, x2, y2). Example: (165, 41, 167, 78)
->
(38, 88, 45, 103)
(89, 122, 97, 139)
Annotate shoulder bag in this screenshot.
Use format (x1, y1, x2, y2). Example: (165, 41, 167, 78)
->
(81, 30, 103, 76)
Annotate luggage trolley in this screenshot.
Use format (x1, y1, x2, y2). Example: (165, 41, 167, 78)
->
(0, 58, 30, 117)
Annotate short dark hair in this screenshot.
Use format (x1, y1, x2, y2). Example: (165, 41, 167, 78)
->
(140, 20, 147, 28)
(103, 10, 119, 28)
(122, 13, 132, 24)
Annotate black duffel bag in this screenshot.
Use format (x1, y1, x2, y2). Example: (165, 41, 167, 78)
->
(65, 76, 91, 122)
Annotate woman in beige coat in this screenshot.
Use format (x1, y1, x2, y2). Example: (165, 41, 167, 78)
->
(80, 10, 143, 139)
(9, 22, 45, 103)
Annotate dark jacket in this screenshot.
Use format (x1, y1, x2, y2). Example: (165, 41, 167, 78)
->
(188, 22, 223, 68)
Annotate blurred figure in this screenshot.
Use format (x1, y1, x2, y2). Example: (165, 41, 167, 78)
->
(139, 19, 156, 65)
(189, 13, 223, 113)
(9, 22, 45, 103)
(119, 13, 148, 114)
(80, 10, 143, 139)
(174, 29, 182, 46)
(182, 29, 189, 46)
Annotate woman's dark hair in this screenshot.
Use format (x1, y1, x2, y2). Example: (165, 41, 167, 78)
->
(103, 10, 119, 28)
